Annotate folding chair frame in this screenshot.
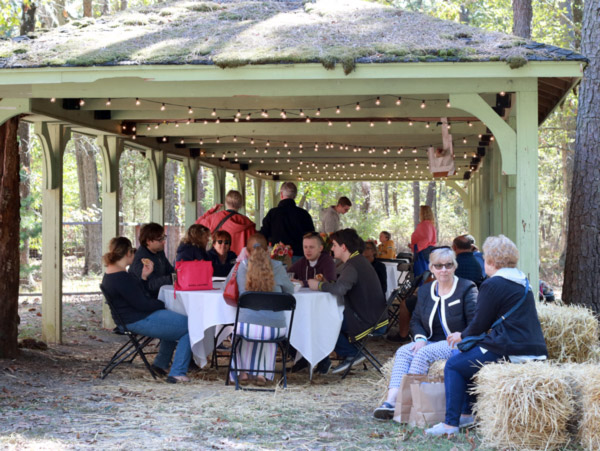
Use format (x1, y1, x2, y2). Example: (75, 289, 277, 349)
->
(226, 291, 296, 392)
(99, 284, 158, 380)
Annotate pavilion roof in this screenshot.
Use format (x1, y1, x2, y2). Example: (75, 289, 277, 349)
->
(0, 0, 585, 71)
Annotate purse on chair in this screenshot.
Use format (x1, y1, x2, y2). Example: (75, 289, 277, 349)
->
(223, 262, 240, 307)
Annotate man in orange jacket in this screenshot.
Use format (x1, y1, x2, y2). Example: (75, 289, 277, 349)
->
(196, 190, 256, 255)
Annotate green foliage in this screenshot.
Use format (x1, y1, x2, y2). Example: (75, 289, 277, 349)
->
(0, 0, 21, 37)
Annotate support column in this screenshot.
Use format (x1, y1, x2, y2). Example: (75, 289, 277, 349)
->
(97, 135, 123, 328)
(214, 167, 226, 205)
(235, 171, 246, 215)
(34, 122, 70, 344)
(146, 149, 165, 224)
(514, 89, 539, 288)
(270, 180, 280, 208)
(183, 156, 199, 228)
(0, 98, 31, 124)
(253, 178, 264, 225)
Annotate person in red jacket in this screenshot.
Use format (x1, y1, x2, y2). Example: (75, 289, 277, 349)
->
(196, 190, 256, 255)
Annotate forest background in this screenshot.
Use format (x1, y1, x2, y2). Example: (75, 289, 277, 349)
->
(2, 0, 578, 295)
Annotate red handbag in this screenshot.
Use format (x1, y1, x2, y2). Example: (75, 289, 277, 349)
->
(174, 260, 213, 294)
(223, 262, 240, 307)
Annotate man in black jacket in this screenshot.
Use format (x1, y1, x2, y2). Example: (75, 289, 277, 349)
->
(308, 229, 387, 374)
(260, 182, 315, 261)
(452, 235, 485, 286)
(129, 222, 174, 298)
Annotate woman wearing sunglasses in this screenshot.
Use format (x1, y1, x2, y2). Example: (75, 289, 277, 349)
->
(209, 230, 238, 277)
(373, 247, 478, 420)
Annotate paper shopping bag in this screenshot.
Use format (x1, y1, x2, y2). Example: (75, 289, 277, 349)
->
(408, 380, 446, 428)
(392, 374, 431, 424)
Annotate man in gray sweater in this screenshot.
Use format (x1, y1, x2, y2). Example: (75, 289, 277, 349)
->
(319, 197, 352, 234)
(308, 228, 386, 374)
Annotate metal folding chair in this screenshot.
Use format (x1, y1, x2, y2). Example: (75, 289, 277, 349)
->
(226, 291, 296, 391)
(99, 284, 158, 380)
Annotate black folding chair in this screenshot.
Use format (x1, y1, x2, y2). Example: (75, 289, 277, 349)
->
(226, 291, 296, 391)
(210, 324, 233, 369)
(99, 284, 158, 380)
(386, 270, 431, 332)
(340, 301, 391, 379)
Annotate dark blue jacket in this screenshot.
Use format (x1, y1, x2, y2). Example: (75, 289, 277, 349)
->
(455, 252, 485, 285)
(460, 276, 548, 357)
(129, 245, 174, 299)
(175, 242, 209, 263)
(208, 248, 237, 277)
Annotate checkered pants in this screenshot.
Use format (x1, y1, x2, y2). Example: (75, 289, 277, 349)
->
(388, 340, 452, 389)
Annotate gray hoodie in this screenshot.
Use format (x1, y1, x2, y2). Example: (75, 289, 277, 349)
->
(320, 206, 341, 234)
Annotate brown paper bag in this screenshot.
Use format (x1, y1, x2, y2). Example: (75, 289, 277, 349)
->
(392, 374, 431, 424)
(408, 381, 446, 428)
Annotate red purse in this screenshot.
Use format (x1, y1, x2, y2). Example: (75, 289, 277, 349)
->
(174, 260, 213, 295)
(223, 262, 240, 307)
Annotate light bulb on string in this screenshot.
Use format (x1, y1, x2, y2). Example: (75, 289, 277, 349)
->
(211, 108, 217, 116)
(336, 106, 341, 114)
(246, 113, 251, 121)
(236, 110, 241, 118)
(355, 102, 361, 111)
(186, 119, 191, 125)
(446, 99, 451, 108)
(160, 103, 166, 111)
(299, 109, 305, 117)
(50, 97, 56, 103)
(396, 97, 402, 105)
(347, 121, 352, 128)
(79, 99, 85, 106)
(328, 120, 333, 126)
(188, 106, 193, 114)
(420, 100, 426, 109)
(233, 136, 237, 142)
(216, 137, 220, 143)
(370, 122, 374, 127)
(408, 121, 413, 126)
(306, 117, 311, 123)
(215, 117, 220, 124)
(425, 122, 430, 128)
(251, 138, 255, 144)
(375, 97, 381, 106)
(387, 119, 392, 125)
(468, 121, 473, 127)
(106, 98, 111, 106)
(135, 98, 141, 106)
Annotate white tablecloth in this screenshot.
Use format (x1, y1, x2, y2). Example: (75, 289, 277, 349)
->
(158, 285, 344, 369)
(382, 262, 401, 299)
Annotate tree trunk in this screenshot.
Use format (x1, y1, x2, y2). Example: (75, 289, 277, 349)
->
(459, 5, 470, 24)
(55, 0, 67, 25)
(120, 0, 127, 11)
(20, 1, 37, 35)
(512, 0, 532, 38)
(0, 117, 21, 358)
(83, 0, 92, 17)
(563, 0, 600, 314)
(100, 0, 109, 15)
(392, 189, 398, 215)
(164, 159, 180, 262)
(383, 182, 389, 217)
(425, 181, 436, 207)
(74, 135, 102, 274)
(360, 181, 371, 213)
(412, 181, 420, 228)
(197, 165, 206, 217)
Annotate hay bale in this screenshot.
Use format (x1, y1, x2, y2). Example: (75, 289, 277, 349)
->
(427, 359, 446, 379)
(473, 361, 574, 450)
(537, 303, 599, 363)
(567, 364, 600, 451)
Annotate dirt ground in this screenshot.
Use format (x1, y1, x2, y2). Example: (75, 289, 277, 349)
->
(1, 295, 487, 450)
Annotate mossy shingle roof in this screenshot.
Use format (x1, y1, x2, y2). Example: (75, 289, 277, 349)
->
(0, 0, 586, 71)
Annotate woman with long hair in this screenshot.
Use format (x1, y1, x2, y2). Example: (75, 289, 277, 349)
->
(102, 237, 191, 383)
(228, 233, 294, 386)
(175, 224, 210, 262)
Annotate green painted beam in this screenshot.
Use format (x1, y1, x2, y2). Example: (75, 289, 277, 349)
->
(34, 122, 71, 344)
(97, 134, 123, 329)
(0, 98, 31, 126)
(213, 167, 226, 205)
(253, 177, 264, 225)
(450, 92, 518, 174)
(235, 171, 247, 215)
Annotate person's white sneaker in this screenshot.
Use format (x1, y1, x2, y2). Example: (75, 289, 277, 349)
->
(424, 422, 459, 436)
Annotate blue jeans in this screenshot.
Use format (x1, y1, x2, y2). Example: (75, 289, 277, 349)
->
(444, 346, 502, 426)
(334, 318, 357, 358)
(127, 309, 191, 377)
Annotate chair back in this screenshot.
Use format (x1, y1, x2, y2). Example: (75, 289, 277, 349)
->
(99, 284, 128, 330)
(238, 291, 296, 313)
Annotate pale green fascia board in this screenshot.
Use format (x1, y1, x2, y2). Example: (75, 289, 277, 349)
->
(0, 98, 31, 125)
(0, 61, 583, 85)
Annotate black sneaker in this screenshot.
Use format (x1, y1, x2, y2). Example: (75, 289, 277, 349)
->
(331, 355, 366, 374)
(291, 357, 309, 373)
(373, 402, 395, 420)
(316, 357, 332, 375)
(151, 365, 168, 377)
(386, 333, 411, 344)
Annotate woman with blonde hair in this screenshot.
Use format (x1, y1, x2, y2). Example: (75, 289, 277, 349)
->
(175, 224, 210, 262)
(228, 233, 294, 385)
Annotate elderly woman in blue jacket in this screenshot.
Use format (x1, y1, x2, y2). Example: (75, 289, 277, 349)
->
(425, 235, 547, 436)
(374, 248, 478, 419)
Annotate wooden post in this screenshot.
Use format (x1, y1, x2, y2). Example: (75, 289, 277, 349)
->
(97, 135, 123, 329)
(270, 180, 280, 208)
(253, 178, 264, 225)
(515, 89, 539, 289)
(146, 148, 165, 225)
(34, 122, 70, 344)
(183, 156, 199, 228)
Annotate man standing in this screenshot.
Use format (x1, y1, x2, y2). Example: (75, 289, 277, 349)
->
(308, 229, 386, 374)
(452, 234, 485, 285)
(196, 190, 256, 255)
(129, 222, 174, 298)
(260, 182, 315, 261)
(320, 196, 352, 234)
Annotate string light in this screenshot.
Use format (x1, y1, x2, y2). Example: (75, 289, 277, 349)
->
(396, 97, 402, 105)
(299, 109, 305, 117)
(355, 102, 361, 111)
(233, 136, 237, 142)
(306, 117, 311, 123)
(106, 98, 111, 106)
(468, 121, 473, 127)
(162, 136, 167, 142)
(328, 120, 333, 126)
(186, 119, 191, 125)
(188, 106, 193, 114)
(215, 117, 220, 124)
(160, 103, 166, 111)
(336, 106, 341, 114)
(180, 139, 185, 145)
(236, 110, 241, 117)
(408, 121, 413, 126)
(387, 119, 392, 125)
(463, 137, 467, 144)
(135, 98, 141, 106)
(211, 108, 217, 116)
(375, 97, 381, 106)
(199, 139, 203, 145)
(499, 91, 506, 96)
(79, 99, 85, 106)
(347, 121, 352, 127)
(316, 108, 321, 116)
(251, 138, 255, 144)
(50, 97, 56, 103)
(370, 122, 375, 127)
(425, 122, 430, 128)
(446, 99, 451, 108)
(216, 137, 220, 143)
(246, 113, 251, 121)
(420, 100, 426, 109)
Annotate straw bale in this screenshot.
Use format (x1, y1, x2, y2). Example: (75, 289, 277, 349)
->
(564, 364, 600, 451)
(472, 361, 574, 450)
(427, 359, 446, 379)
(537, 303, 599, 363)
